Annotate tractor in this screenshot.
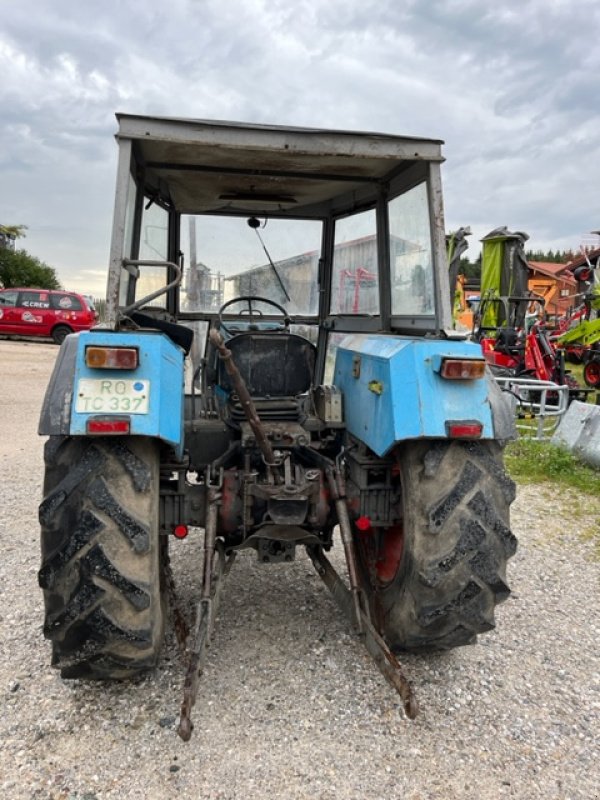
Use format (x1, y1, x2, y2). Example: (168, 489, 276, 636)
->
(38, 115, 517, 739)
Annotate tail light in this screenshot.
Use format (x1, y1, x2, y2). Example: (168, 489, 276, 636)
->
(446, 421, 483, 439)
(86, 417, 131, 434)
(440, 358, 486, 380)
(85, 346, 139, 370)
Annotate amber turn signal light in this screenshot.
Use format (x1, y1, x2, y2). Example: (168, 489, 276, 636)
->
(85, 346, 139, 370)
(440, 358, 486, 380)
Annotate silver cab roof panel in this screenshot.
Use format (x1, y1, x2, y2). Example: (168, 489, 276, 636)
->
(115, 114, 444, 216)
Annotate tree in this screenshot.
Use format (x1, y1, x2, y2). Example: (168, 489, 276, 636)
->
(0, 223, 28, 237)
(0, 224, 28, 250)
(525, 248, 573, 264)
(0, 248, 61, 290)
(459, 256, 481, 280)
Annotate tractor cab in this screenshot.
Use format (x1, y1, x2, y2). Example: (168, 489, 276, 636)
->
(106, 116, 451, 374)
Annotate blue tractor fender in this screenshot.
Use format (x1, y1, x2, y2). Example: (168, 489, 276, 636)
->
(333, 334, 515, 457)
(38, 330, 186, 458)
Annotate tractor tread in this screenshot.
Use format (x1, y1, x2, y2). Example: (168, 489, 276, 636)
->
(361, 440, 517, 653)
(87, 477, 150, 554)
(39, 436, 164, 680)
(38, 510, 105, 589)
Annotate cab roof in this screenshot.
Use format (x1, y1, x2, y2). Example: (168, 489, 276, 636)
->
(116, 113, 444, 217)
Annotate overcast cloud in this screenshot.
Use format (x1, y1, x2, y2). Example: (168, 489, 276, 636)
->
(1, 0, 599, 295)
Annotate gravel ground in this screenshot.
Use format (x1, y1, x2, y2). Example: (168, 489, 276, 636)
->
(1, 338, 599, 800)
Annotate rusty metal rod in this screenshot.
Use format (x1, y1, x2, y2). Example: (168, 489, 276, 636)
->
(210, 328, 283, 484)
(202, 490, 219, 603)
(178, 489, 220, 742)
(326, 468, 365, 634)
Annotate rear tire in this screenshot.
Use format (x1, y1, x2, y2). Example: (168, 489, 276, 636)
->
(583, 358, 600, 388)
(38, 436, 165, 679)
(354, 440, 517, 652)
(52, 325, 73, 345)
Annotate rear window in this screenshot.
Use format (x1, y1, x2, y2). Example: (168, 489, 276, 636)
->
(50, 293, 82, 311)
(0, 291, 19, 307)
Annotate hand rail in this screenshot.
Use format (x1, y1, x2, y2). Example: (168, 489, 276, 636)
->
(119, 259, 182, 316)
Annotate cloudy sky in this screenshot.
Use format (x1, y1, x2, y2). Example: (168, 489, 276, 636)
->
(1, 0, 599, 296)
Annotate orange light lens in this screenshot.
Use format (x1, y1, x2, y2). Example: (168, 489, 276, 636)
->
(440, 358, 486, 380)
(85, 346, 139, 370)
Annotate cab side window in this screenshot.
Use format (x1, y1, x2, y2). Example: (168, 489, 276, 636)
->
(19, 290, 51, 309)
(330, 208, 380, 315)
(0, 291, 19, 307)
(50, 293, 82, 311)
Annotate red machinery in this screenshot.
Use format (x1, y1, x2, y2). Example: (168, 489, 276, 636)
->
(474, 294, 579, 391)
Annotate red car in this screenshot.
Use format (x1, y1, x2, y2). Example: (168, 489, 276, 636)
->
(0, 287, 98, 344)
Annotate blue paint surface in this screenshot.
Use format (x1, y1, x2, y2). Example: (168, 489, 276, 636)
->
(70, 330, 185, 455)
(334, 334, 495, 456)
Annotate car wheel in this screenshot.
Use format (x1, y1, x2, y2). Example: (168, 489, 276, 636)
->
(52, 325, 73, 345)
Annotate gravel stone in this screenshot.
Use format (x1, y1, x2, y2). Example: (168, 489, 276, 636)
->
(1, 339, 599, 800)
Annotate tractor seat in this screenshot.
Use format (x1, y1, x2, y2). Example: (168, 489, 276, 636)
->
(217, 332, 316, 397)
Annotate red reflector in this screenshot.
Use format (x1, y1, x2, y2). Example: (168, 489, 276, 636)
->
(86, 417, 131, 434)
(355, 516, 372, 532)
(446, 421, 483, 439)
(440, 358, 486, 380)
(173, 525, 189, 539)
(85, 346, 139, 370)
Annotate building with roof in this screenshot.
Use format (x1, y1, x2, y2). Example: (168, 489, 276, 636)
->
(527, 261, 577, 317)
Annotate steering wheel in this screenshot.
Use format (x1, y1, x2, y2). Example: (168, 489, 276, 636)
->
(217, 296, 290, 335)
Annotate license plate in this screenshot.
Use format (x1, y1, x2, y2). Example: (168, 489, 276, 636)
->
(75, 378, 150, 414)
